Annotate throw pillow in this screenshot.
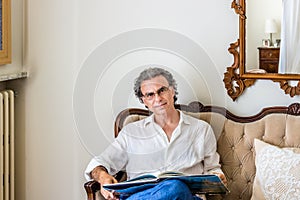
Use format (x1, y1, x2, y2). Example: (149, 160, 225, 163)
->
(251, 139, 300, 200)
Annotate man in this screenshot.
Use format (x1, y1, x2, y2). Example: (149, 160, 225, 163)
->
(85, 67, 227, 200)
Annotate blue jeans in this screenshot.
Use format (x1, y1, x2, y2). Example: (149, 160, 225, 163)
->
(119, 179, 202, 200)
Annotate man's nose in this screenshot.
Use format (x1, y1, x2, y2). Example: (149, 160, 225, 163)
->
(153, 92, 163, 101)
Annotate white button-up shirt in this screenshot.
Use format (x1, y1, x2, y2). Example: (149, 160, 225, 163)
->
(85, 111, 222, 180)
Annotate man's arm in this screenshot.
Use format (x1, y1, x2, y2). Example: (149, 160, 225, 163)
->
(84, 133, 128, 181)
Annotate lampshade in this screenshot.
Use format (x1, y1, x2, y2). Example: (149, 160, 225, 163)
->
(265, 19, 278, 34)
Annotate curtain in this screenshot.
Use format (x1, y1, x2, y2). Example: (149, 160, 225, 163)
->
(279, 0, 300, 73)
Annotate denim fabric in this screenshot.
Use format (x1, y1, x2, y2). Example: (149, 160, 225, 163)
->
(117, 183, 157, 198)
(119, 179, 202, 200)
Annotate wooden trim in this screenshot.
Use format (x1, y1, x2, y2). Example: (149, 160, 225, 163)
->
(114, 102, 300, 136)
(84, 181, 100, 200)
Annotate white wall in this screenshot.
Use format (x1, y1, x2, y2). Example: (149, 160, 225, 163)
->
(5, 0, 300, 200)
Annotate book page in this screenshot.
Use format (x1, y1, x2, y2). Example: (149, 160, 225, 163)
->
(157, 171, 185, 178)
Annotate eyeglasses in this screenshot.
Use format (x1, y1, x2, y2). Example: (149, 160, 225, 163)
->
(141, 86, 170, 101)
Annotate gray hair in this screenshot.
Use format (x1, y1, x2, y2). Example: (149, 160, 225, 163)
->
(134, 67, 178, 103)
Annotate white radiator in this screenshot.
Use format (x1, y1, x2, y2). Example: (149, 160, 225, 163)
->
(0, 90, 14, 200)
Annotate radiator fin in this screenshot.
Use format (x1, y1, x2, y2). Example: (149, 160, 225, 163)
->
(0, 90, 14, 200)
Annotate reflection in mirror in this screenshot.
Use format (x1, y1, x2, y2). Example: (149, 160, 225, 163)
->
(246, 0, 281, 74)
(247, 0, 300, 74)
(279, 0, 300, 74)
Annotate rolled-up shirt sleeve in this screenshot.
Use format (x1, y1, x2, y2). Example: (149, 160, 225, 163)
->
(84, 133, 128, 180)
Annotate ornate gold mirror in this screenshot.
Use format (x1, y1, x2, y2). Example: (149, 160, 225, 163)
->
(223, 0, 300, 101)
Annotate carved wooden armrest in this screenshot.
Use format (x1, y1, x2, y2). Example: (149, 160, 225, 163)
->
(84, 180, 100, 200)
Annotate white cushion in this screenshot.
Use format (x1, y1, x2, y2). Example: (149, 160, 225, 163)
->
(251, 139, 300, 200)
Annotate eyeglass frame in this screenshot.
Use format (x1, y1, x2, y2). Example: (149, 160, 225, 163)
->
(141, 85, 171, 101)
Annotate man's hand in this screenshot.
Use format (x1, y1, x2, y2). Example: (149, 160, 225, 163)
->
(91, 166, 119, 200)
(99, 171, 118, 200)
(211, 172, 227, 185)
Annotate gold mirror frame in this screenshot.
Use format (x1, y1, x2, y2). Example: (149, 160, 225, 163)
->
(0, 0, 11, 65)
(223, 0, 300, 101)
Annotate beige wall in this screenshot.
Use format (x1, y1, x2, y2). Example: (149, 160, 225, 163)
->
(2, 0, 300, 200)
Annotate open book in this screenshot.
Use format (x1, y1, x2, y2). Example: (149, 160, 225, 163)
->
(103, 171, 229, 195)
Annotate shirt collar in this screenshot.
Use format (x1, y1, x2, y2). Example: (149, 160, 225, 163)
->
(143, 110, 191, 127)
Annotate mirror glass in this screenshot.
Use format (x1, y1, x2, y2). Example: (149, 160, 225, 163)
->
(246, 0, 300, 75)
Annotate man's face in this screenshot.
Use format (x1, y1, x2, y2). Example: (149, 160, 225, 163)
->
(140, 75, 175, 115)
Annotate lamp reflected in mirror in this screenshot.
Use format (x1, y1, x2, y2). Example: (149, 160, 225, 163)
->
(265, 19, 278, 47)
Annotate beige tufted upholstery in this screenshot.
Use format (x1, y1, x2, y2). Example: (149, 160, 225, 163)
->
(216, 114, 300, 200)
(84, 102, 300, 200)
